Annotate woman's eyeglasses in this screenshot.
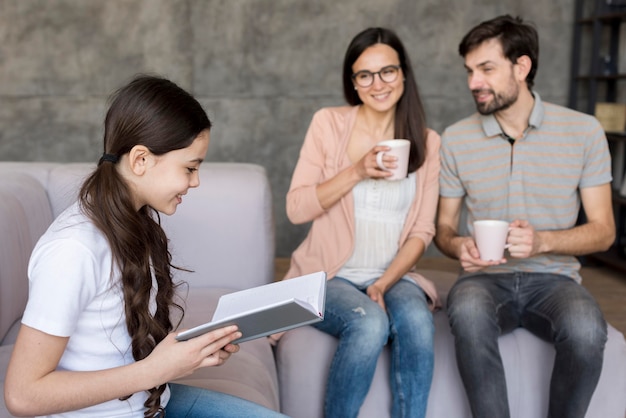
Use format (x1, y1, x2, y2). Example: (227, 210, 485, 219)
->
(352, 65, 401, 88)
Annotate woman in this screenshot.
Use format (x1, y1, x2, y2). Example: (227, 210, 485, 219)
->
(4, 75, 285, 418)
(283, 28, 441, 418)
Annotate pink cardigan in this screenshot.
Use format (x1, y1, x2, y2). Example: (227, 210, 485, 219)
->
(284, 106, 441, 310)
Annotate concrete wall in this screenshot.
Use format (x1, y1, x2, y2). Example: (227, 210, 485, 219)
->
(0, 0, 576, 257)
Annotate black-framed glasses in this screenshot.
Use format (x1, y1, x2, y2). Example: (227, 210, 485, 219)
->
(352, 65, 401, 88)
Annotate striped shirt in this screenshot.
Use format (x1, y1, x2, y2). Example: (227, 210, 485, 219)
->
(440, 93, 612, 282)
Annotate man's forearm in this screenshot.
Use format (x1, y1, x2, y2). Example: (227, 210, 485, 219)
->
(434, 225, 463, 260)
(537, 221, 615, 256)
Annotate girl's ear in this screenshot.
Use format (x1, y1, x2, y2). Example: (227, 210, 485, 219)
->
(127, 145, 151, 176)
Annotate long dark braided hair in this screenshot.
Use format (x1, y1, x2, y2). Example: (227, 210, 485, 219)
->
(79, 75, 211, 417)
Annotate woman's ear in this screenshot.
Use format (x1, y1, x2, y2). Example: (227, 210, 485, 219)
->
(127, 145, 151, 176)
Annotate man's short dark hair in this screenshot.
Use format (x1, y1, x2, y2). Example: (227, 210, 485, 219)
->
(459, 15, 539, 89)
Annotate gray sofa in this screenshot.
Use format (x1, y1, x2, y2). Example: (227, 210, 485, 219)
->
(276, 293, 626, 418)
(1, 161, 625, 418)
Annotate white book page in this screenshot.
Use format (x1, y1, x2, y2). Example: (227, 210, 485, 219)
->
(212, 271, 326, 321)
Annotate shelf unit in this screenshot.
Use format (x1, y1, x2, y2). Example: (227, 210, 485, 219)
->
(569, 2, 626, 113)
(569, 0, 626, 271)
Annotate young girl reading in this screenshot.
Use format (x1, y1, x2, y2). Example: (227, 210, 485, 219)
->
(4, 75, 285, 418)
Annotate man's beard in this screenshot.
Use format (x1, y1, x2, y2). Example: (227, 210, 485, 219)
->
(472, 87, 518, 115)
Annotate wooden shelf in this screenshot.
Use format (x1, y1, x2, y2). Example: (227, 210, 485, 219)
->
(606, 132, 626, 141)
(571, 0, 626, 272)
(578, 11, 626, 24)
(576, 74, 626, 80)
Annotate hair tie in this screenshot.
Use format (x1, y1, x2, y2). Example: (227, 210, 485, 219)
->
(98, 153, 119, 166)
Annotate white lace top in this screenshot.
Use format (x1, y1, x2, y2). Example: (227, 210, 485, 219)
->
(336, 172, 416, 285)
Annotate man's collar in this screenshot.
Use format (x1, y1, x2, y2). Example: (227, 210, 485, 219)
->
(481, 92, 544, 137)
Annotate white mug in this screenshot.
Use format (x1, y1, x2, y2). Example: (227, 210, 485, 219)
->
(375, 139, 410, 180)
(473, 220, 510, 261)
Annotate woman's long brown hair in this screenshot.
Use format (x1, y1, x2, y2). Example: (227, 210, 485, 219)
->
(78, 75, 211, 417)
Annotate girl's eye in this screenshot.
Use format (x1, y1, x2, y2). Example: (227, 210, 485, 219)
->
(187, 167, 198, 174)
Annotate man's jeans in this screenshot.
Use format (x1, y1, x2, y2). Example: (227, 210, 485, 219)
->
(313, 277, 434, 418)
(164, 383, 287, 417)
(447, 272, 607, 418)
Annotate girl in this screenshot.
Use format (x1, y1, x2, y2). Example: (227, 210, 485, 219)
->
(4, 75, 285, 418)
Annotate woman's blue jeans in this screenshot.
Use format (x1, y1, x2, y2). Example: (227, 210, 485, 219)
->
(163, 383, 287, 417)
(313, 276, 435, 418)
(447, 272, 607, 418)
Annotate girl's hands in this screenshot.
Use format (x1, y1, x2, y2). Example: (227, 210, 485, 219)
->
(5, 325, 240, 416)
(354, 145, 395, 180)
(146, 325, 242, 385)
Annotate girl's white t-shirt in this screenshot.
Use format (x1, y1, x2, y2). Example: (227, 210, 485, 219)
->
(22, 202, 169, 417)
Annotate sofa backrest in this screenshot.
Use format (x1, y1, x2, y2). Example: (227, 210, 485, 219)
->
(46, 163, 94, 217)
(41, 162, 276, 289)
(0, 161, 275, 343)
(162, 163, 275, 290)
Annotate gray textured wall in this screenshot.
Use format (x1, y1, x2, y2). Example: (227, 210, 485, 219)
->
(0, 0, 575, 257)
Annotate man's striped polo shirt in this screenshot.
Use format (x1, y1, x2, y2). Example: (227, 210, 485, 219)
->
(440, 93, 612, 282)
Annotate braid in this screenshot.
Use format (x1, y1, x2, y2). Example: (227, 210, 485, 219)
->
(80, 75, 210, 415)
(79, 166, 184, 417)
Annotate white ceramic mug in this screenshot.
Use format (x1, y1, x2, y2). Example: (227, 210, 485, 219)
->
(473, 220, 510, 261)
(375, 139, 410, 180)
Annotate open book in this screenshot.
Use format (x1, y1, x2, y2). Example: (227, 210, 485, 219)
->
(176, 271, 327, 343)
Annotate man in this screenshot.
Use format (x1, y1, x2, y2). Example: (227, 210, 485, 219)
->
(434, 15, 615, 418)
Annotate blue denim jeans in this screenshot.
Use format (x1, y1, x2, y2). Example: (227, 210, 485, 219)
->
(163, 383, 287, 417)
(447, 272, 607, 418)
(313, 277, 434, 418)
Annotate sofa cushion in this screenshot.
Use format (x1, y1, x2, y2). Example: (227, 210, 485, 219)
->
(1, 292, 281, 415)
(276, 317, 626, 418)
(276, 268, 626, 418)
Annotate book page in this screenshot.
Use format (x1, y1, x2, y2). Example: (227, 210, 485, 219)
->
(212, 271, 326, 321)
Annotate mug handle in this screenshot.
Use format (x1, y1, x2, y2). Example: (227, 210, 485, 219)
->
(376, 151, 388, 171)
(504, 227, 512, 249)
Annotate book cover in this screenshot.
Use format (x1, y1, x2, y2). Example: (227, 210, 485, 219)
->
(176, 271, 326, 343)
